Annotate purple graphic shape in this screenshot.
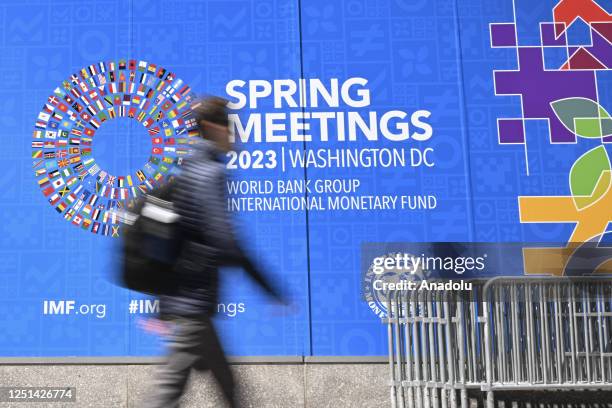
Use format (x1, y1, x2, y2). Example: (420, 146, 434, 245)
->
(498, 119, 525, 144)
(541, 23, 567, 46)
(494, 47, 597, 143)
(491, 23, 517, 47)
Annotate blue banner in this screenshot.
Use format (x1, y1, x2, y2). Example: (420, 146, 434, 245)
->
(0, 0, 610, 357)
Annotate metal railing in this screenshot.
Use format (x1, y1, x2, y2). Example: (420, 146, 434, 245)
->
(385, 277, 612, 408)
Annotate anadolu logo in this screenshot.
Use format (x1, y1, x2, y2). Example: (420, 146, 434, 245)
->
(31, 60, 197, 237)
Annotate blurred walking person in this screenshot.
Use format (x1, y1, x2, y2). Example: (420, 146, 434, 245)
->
(145, 97, 285, 408)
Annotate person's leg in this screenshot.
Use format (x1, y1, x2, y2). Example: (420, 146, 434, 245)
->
(193, 315, 238, 408)
(144, 316, 208, 408)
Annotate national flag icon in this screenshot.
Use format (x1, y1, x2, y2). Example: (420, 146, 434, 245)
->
(117, 176, 125, 187)
(35, 168, 46, 176)
(32, 150, 43, 159)
(72, 215, 83, 226)
(153, 172, 163, 182)
(152, 137, 162, 144)
(128, 107, 136, 118)
(32, 141, 43, 148)
(66, 177, 78, 188)
(48, 169, 60, 179)
(72, 102, 84, 113)
(57, 139, 67, 147)
(162, 157, 174, 164)
(52, 178, 65, 188)
(49, 193, 61, 206)
(56, 202, 67, 212)
(58, 158, 69, 168)
(164, 128, 173, 137)
(149, 156, 160, 165)
(126, 175, 133, 186)
(92, 222, 100, 234)
(152, 147, 163, 155)
(44, 141, 55, 149)
(81, 136, 92, 145)
(83, 204, 92, 215)
(136, 170, 146, 182)
(61, 168, 72, 177)
(43, 186, 56, 200)
(81, 148, 92, 156)
(64, 209, 75, 220)
(82, 218, 93, 230)
(69, 147, 80, 154)
(88, 164, 101, 176)
(45, 130, 57, 139)
(33, 130, 43, 138)
(149, 127, 160, 135)
(58, 185, 70, 197)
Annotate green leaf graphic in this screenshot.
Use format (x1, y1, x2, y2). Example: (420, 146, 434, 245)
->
(551, 97, 611, 138)
(570, 145, 611, 209)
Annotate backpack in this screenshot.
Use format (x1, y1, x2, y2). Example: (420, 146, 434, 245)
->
(118, 180, 183, 295)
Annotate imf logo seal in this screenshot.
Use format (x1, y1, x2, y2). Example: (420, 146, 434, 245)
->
(363, 252, 432, 318)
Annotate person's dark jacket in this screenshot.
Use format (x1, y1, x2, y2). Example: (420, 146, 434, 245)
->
(160, 139, 281, 316)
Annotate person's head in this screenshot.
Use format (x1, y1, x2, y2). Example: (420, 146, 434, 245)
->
(192, 96, 231, 152)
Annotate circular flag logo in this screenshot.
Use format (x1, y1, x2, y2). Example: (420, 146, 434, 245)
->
(32, 60, 197, 236)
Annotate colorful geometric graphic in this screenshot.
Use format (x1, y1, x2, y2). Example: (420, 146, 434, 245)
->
(491, 0, 611, 148)
(491, 0, 612, 275)
(32, 60, 197, 236)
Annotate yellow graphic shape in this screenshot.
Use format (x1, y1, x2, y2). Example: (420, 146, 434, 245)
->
(519, 171, 612, 275)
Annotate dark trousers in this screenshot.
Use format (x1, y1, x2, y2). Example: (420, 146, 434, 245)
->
(146, 314, 237, 408)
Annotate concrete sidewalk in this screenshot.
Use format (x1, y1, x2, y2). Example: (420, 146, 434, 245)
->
(0, 363, 388, 407)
